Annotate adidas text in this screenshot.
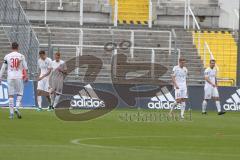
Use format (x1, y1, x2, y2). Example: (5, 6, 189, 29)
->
(71, 99, 105, 108)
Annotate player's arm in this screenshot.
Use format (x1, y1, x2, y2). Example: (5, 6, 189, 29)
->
(205, 76, 214, 86)
(37, 60, 41, 81)
(172, 68, 179, 89)
(204, 73, 216, 87)
(22, 56, 29, 81)
(0, 60, 7, 84)
(58, 62, 67, 75)
(215, 79, 218, 87)
(215, 70, 218, 87)
(37, 70, 41, 81)
(39, 68, 52, 81)
(186, 68, 189, 86)
(39, 59, 53, 81)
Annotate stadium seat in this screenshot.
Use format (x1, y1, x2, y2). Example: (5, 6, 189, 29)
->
(193, 31, 237, 86)
(110, 0, 149, 25)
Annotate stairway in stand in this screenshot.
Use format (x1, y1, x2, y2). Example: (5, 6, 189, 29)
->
(110, 0, 149, 25)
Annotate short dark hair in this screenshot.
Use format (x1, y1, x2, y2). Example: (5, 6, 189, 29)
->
(12, 42, 19, 50)
(55, 52, 61, 56)
(179, 57, 186, 62)
(210, 59, 216, 63)
(39, 50, 46, 55)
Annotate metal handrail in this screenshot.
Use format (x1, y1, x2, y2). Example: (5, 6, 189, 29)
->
(185, 0, 201, 55)
(188, 7, 200, 30)
(204, 42, 214, 60)
(149, 0, 153, 28)
(203, 42, 221, 76)
(158, 0, 218, 7)
(171, 28, 177, 53)
(40, 43, 173, 51)
(114, 0, 118, 27)
(185, 0, 200, 30)
(218, 78, 235, 86)
(32, 26, 172, 33)
(34, 26, 173, 56)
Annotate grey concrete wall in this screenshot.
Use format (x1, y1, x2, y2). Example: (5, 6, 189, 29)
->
(153, 0, 220, 28)
(219, 0, 239, 29)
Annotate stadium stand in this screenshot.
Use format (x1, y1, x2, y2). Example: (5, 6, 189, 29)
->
(20, 0, 112, 25)
(19, 0, 220, 27)
(33, 27, 173, 83)
(1, 0, 237, 86)
(30, 26, 204, 84)
(193, 31, 237, 86)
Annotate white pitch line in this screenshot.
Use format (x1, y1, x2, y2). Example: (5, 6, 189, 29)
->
(70, 135, 240, 150)
(0, 144, 77, 148)
(70, 135, 240, 157)
(71, 134, 240, 144)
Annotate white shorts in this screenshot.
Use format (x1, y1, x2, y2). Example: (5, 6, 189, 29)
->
(204, 86, 219, 99)
(37, 78, 49, 92)
(7, 79, 24, 96)
(175, 88, 188, 100)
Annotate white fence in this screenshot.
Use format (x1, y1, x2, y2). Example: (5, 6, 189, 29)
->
(42, 0, 153, 28)
(34, 27, 179, 75)
(36, 27, 174, 56)
(43, 0, 84, 25)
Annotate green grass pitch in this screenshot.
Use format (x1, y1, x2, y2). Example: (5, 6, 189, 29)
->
(0, 108, 240, 160)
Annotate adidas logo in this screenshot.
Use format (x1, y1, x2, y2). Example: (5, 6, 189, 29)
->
(0, 81, 9, 105)
(148, 87, 180, 110)
(223, 89, 240, 111)
(70, 84, 105, 109)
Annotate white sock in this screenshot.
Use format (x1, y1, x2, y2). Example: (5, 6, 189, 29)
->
(9, 98, 14, 115)
(50, 93, 55, 106)
(216, 101, 221, 113)
(181, 102, 186, 118)
(202, 100, 207, 113)
(53, 95, 61, 108)
(37, 96, 42, 108)
(16, 96, 22, 110)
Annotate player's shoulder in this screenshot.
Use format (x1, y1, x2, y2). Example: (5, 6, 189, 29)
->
(60, 60, 65, 64)
(173, 65, 179, 70)
(4, 53, 10, 59)
(46, 57, 52, 61)
(45, 57, 52, 63)
(4, 51, 14, 57)
(17, 52, 25, 59)
(4, 52, 16, 59)
(205, 67, 211, 72)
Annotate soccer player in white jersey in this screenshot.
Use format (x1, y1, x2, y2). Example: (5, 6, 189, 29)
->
(202, 60, 226, 115)
(37, 51, 52, 111)
(170, 58, 188, 119)
(0, 42, 28, 119)
(48, 52, 67, 110)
